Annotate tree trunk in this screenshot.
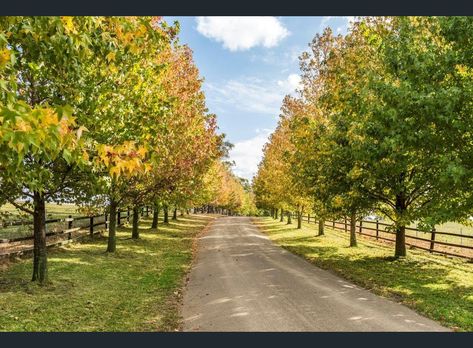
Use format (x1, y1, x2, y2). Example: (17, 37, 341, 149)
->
(287, 211, 292, 224)
(32, 191, 47, 284)
(132, 206, 140, 239)
(318, 219, 325, 236)
(394, 193, 407, 257)
(297, 211, 302, 229)
(172, 207, 177, 220)
(350, 212, 357, 247)
(274, 208, 278, 219)
(280, 208, 284, 222)
(151, 204, 159, 229)
(163, 205, 169, 224)
(395, 225, 406, 257)
(106, 198, 118, 253)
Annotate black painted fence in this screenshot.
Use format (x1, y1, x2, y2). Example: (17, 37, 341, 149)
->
(289, 213, 473, 260)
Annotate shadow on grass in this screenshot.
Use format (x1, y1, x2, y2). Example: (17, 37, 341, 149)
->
(0, 214, 214, 331)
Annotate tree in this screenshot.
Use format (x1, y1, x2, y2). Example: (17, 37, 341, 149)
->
(0, 17, 116, 283)
(340, 17, 473, 257)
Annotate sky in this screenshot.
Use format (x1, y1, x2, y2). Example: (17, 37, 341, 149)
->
(164, 16, 354, 181)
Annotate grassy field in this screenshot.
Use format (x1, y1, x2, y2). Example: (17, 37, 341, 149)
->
(0, 202, 81, 219)
(0, 203, 84, 240)
(0, 213, 214, 331)
(253, 217, 473, 332)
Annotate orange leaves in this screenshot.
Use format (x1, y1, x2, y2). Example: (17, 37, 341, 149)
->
(0, 102, 86, 168)
(95, 142, 149, 179)
(14, 118, 32, 132)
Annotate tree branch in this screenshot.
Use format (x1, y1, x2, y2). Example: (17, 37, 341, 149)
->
(7, 199, 34, 215)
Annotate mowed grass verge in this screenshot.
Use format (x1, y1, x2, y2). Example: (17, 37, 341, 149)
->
(253, 217, 473, 332)
(0, 214, 215, 331)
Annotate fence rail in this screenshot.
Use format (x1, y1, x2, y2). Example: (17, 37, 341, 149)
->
(0, 207, 152, 259)
(289, 213, 473, 260)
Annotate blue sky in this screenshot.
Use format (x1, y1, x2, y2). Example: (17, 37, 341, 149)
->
(164, 16, 353, 181)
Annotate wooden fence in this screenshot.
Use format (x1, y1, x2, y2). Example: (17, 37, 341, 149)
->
(290, 213, 473, 260)
(0, 207, 152, 259)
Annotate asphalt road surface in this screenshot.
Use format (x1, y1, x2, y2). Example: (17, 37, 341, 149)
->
(181, 216, 449, 332)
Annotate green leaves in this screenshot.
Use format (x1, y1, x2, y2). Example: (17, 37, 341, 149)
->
(254, 16, 473, 256)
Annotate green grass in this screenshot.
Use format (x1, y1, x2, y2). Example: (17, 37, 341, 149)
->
(1, 203, 84, 240)
(253, 217, 473, 332)
(360, 217, 473, 247)
(0, 214, 214, 331)
(1, 202, 81, 219)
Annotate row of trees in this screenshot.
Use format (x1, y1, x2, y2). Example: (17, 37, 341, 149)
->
(253, 17, 473, 258)
(0, 16, 251, 284)
(198, 160, 258, 216)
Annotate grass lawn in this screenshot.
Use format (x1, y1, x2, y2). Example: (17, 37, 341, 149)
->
(0, 213, 215, 331)
(1, 203, 85, 240)
(1, 202, 81, 219)
(253, 217, 473, 332)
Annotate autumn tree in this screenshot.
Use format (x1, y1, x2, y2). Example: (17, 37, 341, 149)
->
(0, 17, 120, 283)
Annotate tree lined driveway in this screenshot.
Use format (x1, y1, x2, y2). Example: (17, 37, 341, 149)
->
(181, 216, 449, 331)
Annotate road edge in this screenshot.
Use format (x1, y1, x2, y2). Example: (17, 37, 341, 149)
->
(175, 214, 220, 331)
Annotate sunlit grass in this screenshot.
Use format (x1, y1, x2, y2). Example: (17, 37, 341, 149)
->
(1, 203, 85, 240)
(253, 217, 473, 332)
(0, 214, 214, 332)
(1, 202, 81, 219)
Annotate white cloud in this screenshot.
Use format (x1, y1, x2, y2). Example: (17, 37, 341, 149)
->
(206, 78, 283, 115)
(206, 74, 300, 116)
(196, 17, 289, 51)
(319, 16, 356, 33)
(229, 129, 273, 180)
(319, 16, 334, 30)
(278, 73, 301, 92)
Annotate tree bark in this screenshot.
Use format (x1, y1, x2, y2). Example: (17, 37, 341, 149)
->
(280, 208, 284, 222)
(106, 198, 118, 253)
(132, 206, 140, 239)
(274, 208, 278, 219)
(32, 191, 47, 284)
(297, 210, 302, 229)
(318, 219, 325, 236)
(395, 225, 406, 257)
(394, 193, 407, 257)
(287, 211, 292, 224)
(350, 212, 357, 247)
(163, 205, 169, 224)
(151, 204, 159, 229)
(172, 207, 177, 220)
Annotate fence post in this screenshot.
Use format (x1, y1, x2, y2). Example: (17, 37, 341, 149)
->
(89, 216, 94, 237)
(333, 220, 335, 228)
(430, 228, 436, 253)
(344, 217, 347, 233)
(68, 215, 73, 230)
(359, 220, 363, 235)
(376, 219, 379, 240)
(308, 214, 310, 223)
(117, 210, 121, 226)
(127, 208, 130, 222)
